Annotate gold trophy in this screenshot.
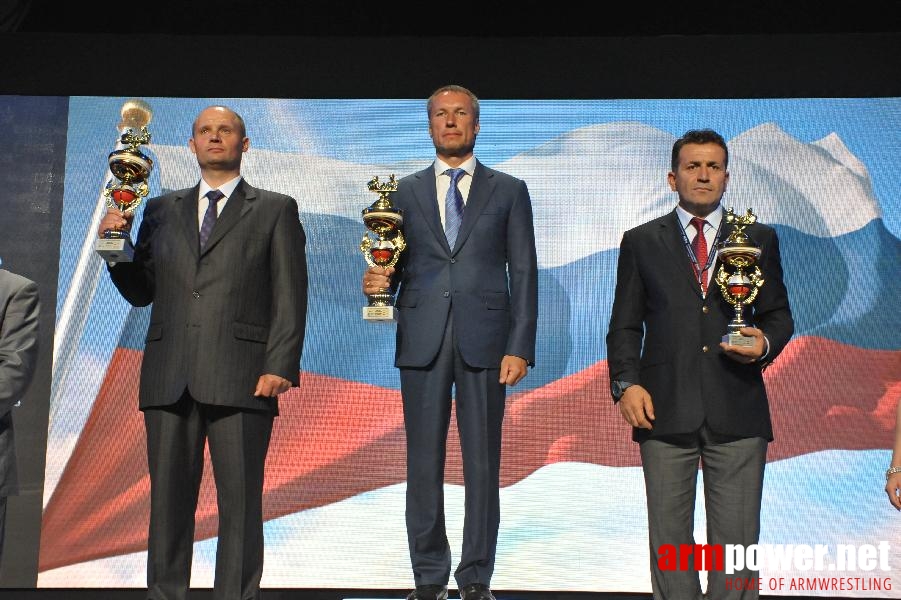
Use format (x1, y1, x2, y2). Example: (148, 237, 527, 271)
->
(360, 175, 405, 321)
(95, 99, 154, 262)
(715, 208, 765, 347)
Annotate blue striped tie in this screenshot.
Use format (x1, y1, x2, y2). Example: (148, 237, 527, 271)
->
(444, 168, 466, 250)
(199, 189, 224, 250)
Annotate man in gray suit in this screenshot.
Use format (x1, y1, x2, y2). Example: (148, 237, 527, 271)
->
(0, 265, 39, 572)
(607, 129, 794, 600)
(99, 105, 308, 600)
(363, 85, 538, 600)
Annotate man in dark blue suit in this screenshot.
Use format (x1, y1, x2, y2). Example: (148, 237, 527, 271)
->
(364, 85, 538, 600)
(607, 129, 794, 600)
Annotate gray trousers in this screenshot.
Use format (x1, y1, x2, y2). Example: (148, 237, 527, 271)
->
(640, 424, 767, 600)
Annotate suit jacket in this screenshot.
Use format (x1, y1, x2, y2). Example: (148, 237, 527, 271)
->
(606, 209, 794, 442)
(109, 179, 308, 413)
(0, 269, 40, 496)
(391, 161, 538, 369)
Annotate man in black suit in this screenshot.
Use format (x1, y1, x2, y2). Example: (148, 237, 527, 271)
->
(99, 105, 308, 600)
(0, 265, 39, 573)
(364, 85, 538, 600)
(607, 129, 794, 600)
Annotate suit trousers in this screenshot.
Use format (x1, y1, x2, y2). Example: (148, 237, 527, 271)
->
(640, 423, 767, 600)
(399, 313, 506, 589)
(144, 390, 274, 600)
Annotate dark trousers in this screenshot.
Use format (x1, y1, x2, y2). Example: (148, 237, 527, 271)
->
(144, 390, 274, 600)
(400, 314, 506, 589)
(640, 424, 767, 600)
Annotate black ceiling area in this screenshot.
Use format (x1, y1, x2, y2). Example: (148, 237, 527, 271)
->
(4, 0, 901, 37)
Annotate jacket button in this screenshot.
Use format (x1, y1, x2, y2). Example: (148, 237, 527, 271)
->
(450, 258, 456, 263)
(702, 345, 709, 353)
(702, 306, 709, 313)
(192, 291, 200, 299)
(443, 291, 450, 298)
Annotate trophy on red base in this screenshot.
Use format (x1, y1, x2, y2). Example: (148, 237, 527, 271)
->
(360, 174, 405, 321)
(95, 99, 153, 263)
(715, 207, 765, 347)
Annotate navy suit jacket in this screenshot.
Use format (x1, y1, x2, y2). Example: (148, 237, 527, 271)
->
(606, 209, 794, 442)
(108, 179, 308, 413)
(391, 161, 538, 370)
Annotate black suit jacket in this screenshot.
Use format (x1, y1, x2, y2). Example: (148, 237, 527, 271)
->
(109, 179, 308, 413)
(391, 161, 538, 369)
(606, 209, 794, 442)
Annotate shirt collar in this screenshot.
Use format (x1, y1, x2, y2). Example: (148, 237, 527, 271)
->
(434, 156, 476, 178)
(676, 203, 724, 232)
(199, 175, 243, 201)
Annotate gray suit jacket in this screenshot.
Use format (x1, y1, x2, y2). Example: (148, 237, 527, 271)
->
(391, 161, 538, 369)
(109, 179, 308, 413)
(0, 269, 40, 496)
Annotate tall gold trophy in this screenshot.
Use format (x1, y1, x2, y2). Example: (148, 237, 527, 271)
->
(95, 99, 154, 263)
(360, 175, 405, 321)
(715, 208, 765, 347)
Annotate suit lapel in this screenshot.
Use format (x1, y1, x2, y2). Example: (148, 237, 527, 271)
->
(178, 185, 202, 261)
(450, 160, 493, 255)
(410, 166, 447, 250)
(200, 180, 255, 256)
(658, 209, 706, 299)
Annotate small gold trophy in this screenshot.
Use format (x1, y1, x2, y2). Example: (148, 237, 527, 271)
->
(360, 175, 405, 321)
(715, 208, 765, 347)
(95, 99, 154, 263)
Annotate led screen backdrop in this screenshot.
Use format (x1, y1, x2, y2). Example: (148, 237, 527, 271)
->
(31, 96, 901, 595)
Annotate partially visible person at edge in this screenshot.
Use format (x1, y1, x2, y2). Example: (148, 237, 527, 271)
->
(98, 105, 308, 600)
(885, 399, 901, 510)
(362, 84, 538, 600)
(606, 128, 794, 600)
(0, 263, 40, 574)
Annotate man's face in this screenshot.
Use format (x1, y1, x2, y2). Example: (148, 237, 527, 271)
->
(667, 142, 729, 217)
(428, 91, 479, 160)
(188, 107, 249, 172)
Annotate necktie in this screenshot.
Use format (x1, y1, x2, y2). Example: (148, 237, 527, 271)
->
(444, 168, 466, 250)
(199, 189, 224, 250)
(689, 216, 709, 293)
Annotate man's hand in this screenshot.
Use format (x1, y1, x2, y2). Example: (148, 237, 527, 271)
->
(98, 208, 133, 238)
(499, 355, 528, 386)
(254, 374, 292, 397)
(720, 326, 766, 364)
(617, 384, 655, 430)
(362, 265, 395, 296)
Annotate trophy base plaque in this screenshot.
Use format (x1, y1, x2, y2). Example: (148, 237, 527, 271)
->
(722, 332, 755, 348)
(363, 306, 397, 321)
(96, 238, 135, 263)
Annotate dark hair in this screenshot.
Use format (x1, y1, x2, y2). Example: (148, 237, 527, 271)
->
(426, 84, 480, 121)
(671, 129, 728, 171)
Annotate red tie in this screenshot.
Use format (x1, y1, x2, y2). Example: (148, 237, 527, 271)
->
(690, 217, 709, 293)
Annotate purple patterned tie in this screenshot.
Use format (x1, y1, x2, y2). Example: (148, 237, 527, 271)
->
(199, 189, 224, 250)
(444, 168, 465, 250)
